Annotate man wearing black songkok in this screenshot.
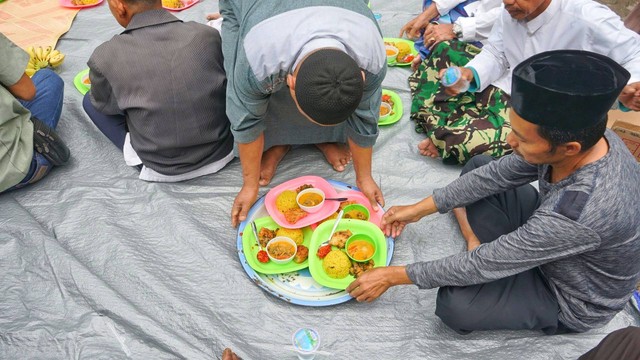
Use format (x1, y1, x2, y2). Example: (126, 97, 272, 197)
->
(219, 0, 387, 227)
(348, 50, 640, 335)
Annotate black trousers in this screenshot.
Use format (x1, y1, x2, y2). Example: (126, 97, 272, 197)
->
(579, 326, 640, 360)
(435, 155, 563, 334)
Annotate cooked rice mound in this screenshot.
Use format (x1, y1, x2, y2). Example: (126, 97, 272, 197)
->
(276, 227, 304, 245)
(276, 190, 298, 213)
(322, 250, 351, 279)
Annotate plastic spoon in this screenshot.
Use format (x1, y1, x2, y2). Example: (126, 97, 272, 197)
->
(325, 197, 348, 201)
(321, 209, 344, 247)
(250, 221, 269, 263)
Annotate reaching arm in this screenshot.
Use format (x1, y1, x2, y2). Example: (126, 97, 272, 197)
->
(0, 33, 34, 100)
(7, 73, 35, 101)
(465, 9, 510, 92)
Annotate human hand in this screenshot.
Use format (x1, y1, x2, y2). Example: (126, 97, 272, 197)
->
(438, 67, 474, 96)
(356, 176, 385, 212)
(380, 204, 424, 238)
(231, 185, 259, 228)
(399, 15, 429, 40)
(619, 82, 640, 111)
(423, 23, 455, 51)
(346, 266, 411, 302)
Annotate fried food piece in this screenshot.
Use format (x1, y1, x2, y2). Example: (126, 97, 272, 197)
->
(258, 227, 277, 248)
(276, 227, 304, 245)
(294, 245, 309, 263)
(295, 184, 314, 193)
(328, 230, 352, 249)
(338, 200, 357, 211)
(349, 259, 375, 278)
(284, 207, 308, 224)
(276, 190, 298, 214)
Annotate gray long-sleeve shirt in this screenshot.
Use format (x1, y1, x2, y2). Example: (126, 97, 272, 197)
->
(406, 130, 640, 332)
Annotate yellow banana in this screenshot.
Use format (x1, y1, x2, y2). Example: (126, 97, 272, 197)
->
(42, 46, 52, 60)
(48, 53, 65, 67)
(25, 68, 36, 77)
(26, 46, 36, 59)
(49, 49, 61, 59)
(35, 46, 43, 61)
(26, 60, 37, 70)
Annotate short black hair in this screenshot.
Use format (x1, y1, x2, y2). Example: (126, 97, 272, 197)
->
(537, 116, 607, 153)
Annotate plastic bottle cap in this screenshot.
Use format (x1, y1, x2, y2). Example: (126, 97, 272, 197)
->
(441, 67, 462, 87)
(292, 328, 320, 353)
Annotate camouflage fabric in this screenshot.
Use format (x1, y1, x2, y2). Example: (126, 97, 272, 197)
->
(408, 40, 512, 165)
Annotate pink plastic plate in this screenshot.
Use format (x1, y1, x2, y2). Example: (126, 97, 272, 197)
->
(334, 190, 384, 227)
(162, 0, 199, 11)
(265, 176, 340, 229)
(59, 0, 104, 9)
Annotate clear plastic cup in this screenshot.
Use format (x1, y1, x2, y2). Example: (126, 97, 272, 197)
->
(292, 328, 320, 360)
(440, 66, 470, 93)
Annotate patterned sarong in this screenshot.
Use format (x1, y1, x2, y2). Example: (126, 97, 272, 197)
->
(409, 40, 512, 165)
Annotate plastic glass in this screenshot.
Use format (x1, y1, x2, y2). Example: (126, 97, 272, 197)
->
(292, 328, 320, 360)
(440, 66, 470, 93)
(266, 236, 297, 264)
(345, 233, 377, 262)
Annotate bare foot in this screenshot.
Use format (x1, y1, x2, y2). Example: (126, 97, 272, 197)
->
(452, 207, 481, 251)
(206, 12, 221, 20)
(417, 138, 440, 158)
(259, 145, 290, 186)
(315, 143, 351, 172)
(222, 348, 240, 360)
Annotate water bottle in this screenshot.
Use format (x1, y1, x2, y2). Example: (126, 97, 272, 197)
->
(440, 66, 470, 93)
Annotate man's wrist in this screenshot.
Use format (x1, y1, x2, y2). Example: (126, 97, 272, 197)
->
(452, 21, 463, 39)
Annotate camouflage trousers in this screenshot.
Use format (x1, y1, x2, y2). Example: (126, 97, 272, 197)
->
(409, 40, 512, 165)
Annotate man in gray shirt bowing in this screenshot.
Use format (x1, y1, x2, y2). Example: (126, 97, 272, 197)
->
(348, 50, 640, 334)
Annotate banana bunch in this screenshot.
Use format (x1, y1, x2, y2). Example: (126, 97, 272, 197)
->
(25, 46, 65, 77)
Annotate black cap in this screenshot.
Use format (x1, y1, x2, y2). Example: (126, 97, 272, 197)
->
(511, 50, 630, 130)
(295, 49, 364, 125)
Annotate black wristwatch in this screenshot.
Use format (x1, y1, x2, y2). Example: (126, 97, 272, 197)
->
(452, 22, 463, 39)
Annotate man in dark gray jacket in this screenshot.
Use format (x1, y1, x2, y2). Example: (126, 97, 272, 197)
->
(347, 50, 640, 335)
(83, 0, 233, 182)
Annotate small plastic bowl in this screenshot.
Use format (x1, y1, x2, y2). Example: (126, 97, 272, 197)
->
(296, 188, 325, 213)
(342, 203, 370, 221)
(379, 102, 392, 121)
(266, 236, 297, 264)
(386, 45, 399, 63)
(345, 233, 377, 262)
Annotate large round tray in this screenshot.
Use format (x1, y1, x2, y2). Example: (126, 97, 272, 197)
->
(236, 179, 395, 306)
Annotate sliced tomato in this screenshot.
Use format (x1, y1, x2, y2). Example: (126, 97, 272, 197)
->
(381, 94, 391, 102)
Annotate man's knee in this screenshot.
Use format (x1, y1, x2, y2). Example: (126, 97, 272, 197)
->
(33, 69, 63, 91)
(461, 154, 493, 175)
(435, 286, 479, 334)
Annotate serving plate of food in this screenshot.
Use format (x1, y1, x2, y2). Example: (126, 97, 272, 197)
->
(383, 38, 418, 66)
(378, 89, 403, 126)
(74, 69, 91, 95)
(60, 0, 103, 9)
(242, 216, 313, 275)
(237, 178, 394, 306)
(162, 0, 198, 11)
(264, 175, 340, 228)
(308, 219, 387, 290)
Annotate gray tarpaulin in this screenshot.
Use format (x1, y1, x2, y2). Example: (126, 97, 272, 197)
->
(1, 1, 638, 359)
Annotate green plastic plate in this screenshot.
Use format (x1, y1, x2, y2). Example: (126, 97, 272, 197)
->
(242, 216, 313, 274)
(74, 68, 90, 95)
(383, 37, 418, 67)
(379, 89, 403, 126)
(308, 219, 387, 290)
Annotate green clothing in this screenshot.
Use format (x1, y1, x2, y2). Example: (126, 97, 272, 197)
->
(0, 34, 33, 192)
(409, 40, 511, 165)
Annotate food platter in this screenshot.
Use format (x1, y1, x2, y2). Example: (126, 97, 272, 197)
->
(379, 89, 403, 126)
(383, 37, 418, 67)
(237, 179, 394, 306)
(60, 0, 103, 9)
(74, 69, 90, 95)
(162, 0, 199, 11)
(308, 219, 388, 290)
(264, 175, 340, 228)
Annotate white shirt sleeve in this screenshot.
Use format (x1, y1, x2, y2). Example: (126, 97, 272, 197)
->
(456, 5, 502, 43)
(434, 0, 464, 16)
(465, 10, 509, 92)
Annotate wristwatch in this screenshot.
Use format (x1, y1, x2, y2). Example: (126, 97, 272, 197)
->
(452, 22, 463, 39)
